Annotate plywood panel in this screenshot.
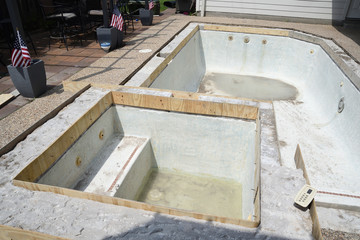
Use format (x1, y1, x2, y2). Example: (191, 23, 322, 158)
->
(112, 90, 258, 120)
(294, 145, 323, 240)
(15, 92, 113, 182)
(204, 25, 290, 37)
(0, 225, 68, 240)
(13, 180, 260, 228)
(0, 94, 14, 107)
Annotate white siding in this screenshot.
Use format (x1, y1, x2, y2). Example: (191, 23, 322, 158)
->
(197, 0, 350, 21)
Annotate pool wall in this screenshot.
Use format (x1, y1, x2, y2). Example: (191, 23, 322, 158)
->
(127, 24, 360, 194)
(13, 89, 260, 227)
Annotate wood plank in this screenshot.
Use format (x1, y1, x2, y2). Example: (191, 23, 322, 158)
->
(294, 144, 310, 185)
(14, 92, 113, 182)
(112, 90, 258, 120)
(253, 115, 261, 223)
(63, 81, 91, 93)
(204, 25, 290, 37)
(0, 224, 68, 240)
(13, 179, 260, 228)
(0, 94, 14, 108)
(294, 145, 323, 240)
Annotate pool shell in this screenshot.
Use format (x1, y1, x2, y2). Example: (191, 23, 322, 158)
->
(13, 89, 261, 227)
(125, 23, 360, 210)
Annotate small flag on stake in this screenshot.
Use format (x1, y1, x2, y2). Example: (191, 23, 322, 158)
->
(11, 30, 31, 67)
(149, 0, 154, 10)
(110, 8, 124, 31)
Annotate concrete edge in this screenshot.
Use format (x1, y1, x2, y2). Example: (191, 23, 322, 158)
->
(0, 84, 91, 156)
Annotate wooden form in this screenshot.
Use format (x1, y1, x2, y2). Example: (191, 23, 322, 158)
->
(253, 116, 261, 223)
(15, 92, 113, 182)
(0, 224, 68, 240)
(0, 94, 14, 108)
(203, 25, 290, 37)
(13, 88, 260, 228)
(294, 145, 323, 240)
(112, 89, 258, 120)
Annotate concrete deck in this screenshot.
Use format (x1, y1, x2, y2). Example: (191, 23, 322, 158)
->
(1, 11, 360, 239)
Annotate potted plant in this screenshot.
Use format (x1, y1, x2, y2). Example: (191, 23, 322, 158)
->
(7, 30, 46, 98)
(96, 0, 123, 52)
(140, 0, 154, 26)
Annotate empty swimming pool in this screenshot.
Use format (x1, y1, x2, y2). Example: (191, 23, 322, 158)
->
(13, 90, 260, 227)
(126, 23, 360, 210)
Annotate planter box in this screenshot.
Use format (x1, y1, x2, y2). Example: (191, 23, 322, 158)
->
(116, 30, 124, 48)
(96, 27, 118, 52)
(7, 59, 47, 98)
(140, 9, 153, 26)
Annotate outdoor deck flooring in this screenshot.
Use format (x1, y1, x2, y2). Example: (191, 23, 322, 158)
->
(0, 9, 174, 120)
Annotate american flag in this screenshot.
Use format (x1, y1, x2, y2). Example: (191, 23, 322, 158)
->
(110, 8, 124, 31)
(149, 0, 154, 10)
(11, 30, 31, 67)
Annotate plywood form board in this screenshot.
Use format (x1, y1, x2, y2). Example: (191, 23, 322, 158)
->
(294, 145, 323, 240)
(13, 180, 260, 228)
(0, 94, 14, 108)
(14, 92, 113, 182)
(112, 90, 258, 120)
(253, 115, 261, 223)
(203, 25, 290, 37)
(13, 89, 259, 228)
(0, 224, 68, 240)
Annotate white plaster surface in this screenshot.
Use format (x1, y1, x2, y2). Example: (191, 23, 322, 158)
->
(114, 105, 257, 219)
(150, 31, 206, 92)
(147, 25, 360, 213)
(0, 88, 313, 239)
(316, 206, 360, 234)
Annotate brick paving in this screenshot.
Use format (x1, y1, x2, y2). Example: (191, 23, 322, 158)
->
(0, 9, 175, 120)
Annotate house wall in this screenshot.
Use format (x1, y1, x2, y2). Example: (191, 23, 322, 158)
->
(196, 0, 351, 21)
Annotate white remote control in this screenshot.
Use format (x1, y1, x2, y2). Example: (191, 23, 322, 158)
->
(294, 184, 317, 208)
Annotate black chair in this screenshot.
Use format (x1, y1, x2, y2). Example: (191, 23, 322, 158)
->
(0, 8, 37, 55)
(85, 0, 106, 28)
(116, 0, 135, 34)
(38, 0, 83, 50)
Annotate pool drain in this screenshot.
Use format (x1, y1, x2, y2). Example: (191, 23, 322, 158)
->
(244, 37, 250, 43)
(99, 130, 104, 140)
(338, 97, 345, 113)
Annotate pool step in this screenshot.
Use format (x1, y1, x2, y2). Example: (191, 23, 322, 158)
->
(76, 136, 150, 195)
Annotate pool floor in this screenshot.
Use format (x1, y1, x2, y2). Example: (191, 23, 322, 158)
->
(198, 72, 298, 101)
(136, 168, 243, 219)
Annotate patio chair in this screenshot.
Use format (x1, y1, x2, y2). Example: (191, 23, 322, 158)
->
(116, 0, 135, 34)
(38, 0, 83, 50)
